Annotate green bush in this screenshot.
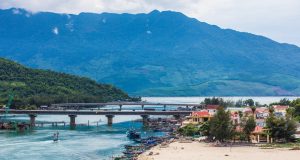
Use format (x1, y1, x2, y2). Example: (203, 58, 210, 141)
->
(178, 124, 200, 136)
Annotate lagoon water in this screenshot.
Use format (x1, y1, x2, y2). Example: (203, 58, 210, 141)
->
(0, 97, 299, 160)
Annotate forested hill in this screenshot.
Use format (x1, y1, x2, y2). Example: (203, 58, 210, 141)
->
(0, 58, 138, 108)
(1, 8, 300, 96)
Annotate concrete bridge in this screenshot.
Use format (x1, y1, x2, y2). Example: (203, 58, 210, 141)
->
(0, 109, 192, 129)
(51, 102, 203, 110)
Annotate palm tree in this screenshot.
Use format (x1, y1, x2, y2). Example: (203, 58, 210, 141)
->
(250, 106, 256, 120)
(268, 106, 274, 114)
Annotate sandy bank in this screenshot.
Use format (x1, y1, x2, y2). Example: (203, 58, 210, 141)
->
(138, 142, 300, 160)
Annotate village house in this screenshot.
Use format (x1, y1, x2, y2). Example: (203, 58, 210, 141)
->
(272, 105, 289, 117)
(243, 107, 254, 117)
(230, 111, 240, 124)
(250, 126, 272, 143)
(183, 110, 212, 125)
(205, 105, 219, 115)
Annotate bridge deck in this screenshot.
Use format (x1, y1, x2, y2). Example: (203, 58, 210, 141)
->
(51, 102, 202, 107)
(0, 109, 192, 116)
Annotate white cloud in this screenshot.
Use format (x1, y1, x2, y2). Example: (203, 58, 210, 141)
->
(12, 8, 21, 14)
(52, 27, 59, 35)
(0, 0, 300, 46)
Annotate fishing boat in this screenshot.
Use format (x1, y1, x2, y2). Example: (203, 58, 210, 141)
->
(124, 144, 144, 150)
(53, 131, 59, 142)
(123, 150, 143, 155)
(126, 129, 141, 139)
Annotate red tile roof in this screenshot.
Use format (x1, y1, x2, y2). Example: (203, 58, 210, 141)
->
(192, 110, 210, 117)
(273, 105, 289, 110)
(206, 105, 219, 110)
(255, 107, 269, 113)
(252, 126, 264, 133)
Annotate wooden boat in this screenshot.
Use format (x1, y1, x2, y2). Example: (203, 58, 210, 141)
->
(126, 129, 141, 139)
(124, 144, 144, 149)
(123, 150, 143, 155)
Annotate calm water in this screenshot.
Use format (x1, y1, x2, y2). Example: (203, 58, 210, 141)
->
(0, 96, 299, 160)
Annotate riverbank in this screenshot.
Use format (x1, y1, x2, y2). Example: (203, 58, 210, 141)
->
(138, 141, 300, 160)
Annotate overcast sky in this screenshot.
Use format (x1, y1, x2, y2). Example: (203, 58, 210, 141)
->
(1, 0, 300, 46)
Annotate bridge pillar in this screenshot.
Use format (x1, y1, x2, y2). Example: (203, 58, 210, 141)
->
(141, 115, 149, 126)
(163, 105, 166, 111)
(29, 114, 37, 128)
(106, 115, 114, 126)
(173, 115, 181, 120)
(119, 105, 122, 111)
(141, 105, 144, 110)
(68, 115, 77, 129)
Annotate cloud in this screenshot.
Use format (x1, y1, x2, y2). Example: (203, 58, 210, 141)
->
(52, 27, 59, 35)
(12, 8, 21, 14)
(0, 0, 300, 46)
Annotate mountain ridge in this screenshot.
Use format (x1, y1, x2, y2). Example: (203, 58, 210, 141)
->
(1, 8, 300, 96)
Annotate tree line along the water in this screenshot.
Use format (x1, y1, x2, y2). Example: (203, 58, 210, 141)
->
(202, 97, 262, 108)
(0, 58, 140, 109)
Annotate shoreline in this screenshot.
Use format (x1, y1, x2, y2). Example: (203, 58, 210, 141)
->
(138, 141, 300, 160)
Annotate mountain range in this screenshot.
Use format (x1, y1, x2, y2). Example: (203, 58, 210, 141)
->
(0, 8, 300, 96)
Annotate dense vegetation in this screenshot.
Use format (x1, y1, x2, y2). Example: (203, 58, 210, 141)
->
(201, 97, 264, 108)
(0, 58, 139, 109)
(271, 98, 300, 122)
(1, 8, 300, 96)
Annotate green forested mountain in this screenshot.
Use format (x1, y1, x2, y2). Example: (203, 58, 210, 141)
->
(1, 8, 300, 96)
(0, 58, 137, 108)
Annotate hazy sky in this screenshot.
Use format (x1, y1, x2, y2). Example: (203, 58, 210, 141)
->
(1, 0, 300, 46)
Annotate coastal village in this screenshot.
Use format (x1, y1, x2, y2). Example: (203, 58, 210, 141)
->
(2, 98, 300, 160)
(110, 98, 300, 160)
(184, 104, 300, 143)
(135, 99, 300, 160)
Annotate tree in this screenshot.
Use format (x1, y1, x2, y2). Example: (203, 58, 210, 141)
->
(178, 124, 200, 136)
(294, 104, 300, 117)
(238, 111, 243, 119)
(279, 98, 291, 106)
(203, 97, 233, 108)
(270, 98, 291, 106)
(266, 114, 297, 142)
(287, 99, 300, 122)
(209, 107, 235, 142)
(244, 99, 254, 106)
(241, 117, 256, 142)
(235, 99, 244, 107)
(250, 106, 257, 119)
(289, 98, 300, 107)
(255, 101, 260, 107)
(199, 121, 210, 136)
(286, 107, 295, 117)
(268, 106, 275, 114)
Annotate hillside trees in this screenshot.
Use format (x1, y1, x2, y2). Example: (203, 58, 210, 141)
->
(0, 58, 139, 108)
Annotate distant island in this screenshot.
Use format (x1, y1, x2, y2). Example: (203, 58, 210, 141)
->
(0, 58, 139, 109)
(0, 8, 300, 96)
